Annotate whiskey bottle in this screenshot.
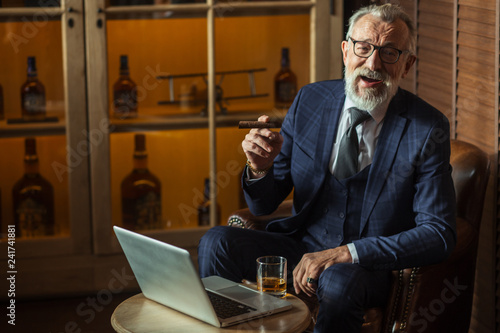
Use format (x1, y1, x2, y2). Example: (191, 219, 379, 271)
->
(274, 47, 297, 109)
(21, 56, 46, 121)
(121, 134, 162, 230)
(12, 137, 55, 238)
(0, 83, 4, 120)
(198, 178, 221, 226)
(113, 55, 138, 119)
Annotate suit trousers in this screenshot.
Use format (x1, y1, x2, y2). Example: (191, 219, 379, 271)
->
(198, 226, 391, 333)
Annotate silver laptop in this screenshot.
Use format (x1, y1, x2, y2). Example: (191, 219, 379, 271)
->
(113, 226, 292, 327)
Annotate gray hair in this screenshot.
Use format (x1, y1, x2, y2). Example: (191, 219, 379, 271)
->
(346, 4, 416, 54)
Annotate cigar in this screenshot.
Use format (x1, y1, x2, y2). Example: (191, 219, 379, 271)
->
(238, 121, 282, 129)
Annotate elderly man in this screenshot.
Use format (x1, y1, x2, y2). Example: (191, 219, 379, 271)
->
(198, 4, 456, 332)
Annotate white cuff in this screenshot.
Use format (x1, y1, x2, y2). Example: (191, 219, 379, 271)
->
(346, 243, 359, 264)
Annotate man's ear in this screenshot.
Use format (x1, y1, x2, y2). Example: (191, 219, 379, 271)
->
(341, 40, 349, 66)
(401, 54, 416, 79)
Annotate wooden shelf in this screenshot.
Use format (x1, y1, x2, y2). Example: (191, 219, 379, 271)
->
(104, 1, 312, 19)
(214, 0, 314, 15)
(0, 110, 286, 137)
(109, 109, 286, 133)
(0, 7, 63, 17)
(0, 118, 66, 138)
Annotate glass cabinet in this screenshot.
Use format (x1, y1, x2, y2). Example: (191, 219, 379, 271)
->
(0, 0, 90, 259)
(0, 0, 336, 297)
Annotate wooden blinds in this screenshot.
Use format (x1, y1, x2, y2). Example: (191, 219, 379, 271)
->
(393, 0, 498, 332)
(455, 1, 497, 332)
(456, 0, 496, 150)
(416, 0, 454, 121)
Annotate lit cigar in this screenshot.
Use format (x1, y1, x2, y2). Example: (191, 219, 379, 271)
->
(238, 121, 282, 129)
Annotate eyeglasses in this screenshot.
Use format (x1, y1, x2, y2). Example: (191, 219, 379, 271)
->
(349, 37, 409, 64)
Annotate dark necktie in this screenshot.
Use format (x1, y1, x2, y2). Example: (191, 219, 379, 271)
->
(335, 108, 372, 180)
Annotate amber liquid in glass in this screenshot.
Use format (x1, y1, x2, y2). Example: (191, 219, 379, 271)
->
(21, 57, 46, 121)
(257, 277, 287, 297)
(274, 47, 297, 109)
(197, 178, 221, 226)
(12, 138, 55, 238)
(121, 134, 162, 230)
(113, 55, 138, 119)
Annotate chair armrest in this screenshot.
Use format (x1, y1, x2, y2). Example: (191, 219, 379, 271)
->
(227, 200, 293, 231)
(389, 217, 477, 333)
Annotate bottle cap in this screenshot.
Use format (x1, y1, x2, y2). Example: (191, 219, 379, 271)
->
(25, 137, 38, 162)
(134, 134, 147, 158)
(120, 55, 129, 71)
(27, 56, 37, 75)
(281, 48, 290, 67)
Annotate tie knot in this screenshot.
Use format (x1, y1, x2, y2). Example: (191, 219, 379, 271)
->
(349, 108, 371, 128)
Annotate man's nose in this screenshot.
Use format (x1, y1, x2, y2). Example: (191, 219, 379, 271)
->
(364, 49, 383, 71)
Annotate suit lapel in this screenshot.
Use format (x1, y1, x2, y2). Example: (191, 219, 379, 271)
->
(314, 89, 345, 174)
(296, 84, 344, 214)
(360, 90, 408, 230)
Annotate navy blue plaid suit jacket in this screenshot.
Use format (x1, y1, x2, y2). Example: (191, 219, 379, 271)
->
(243, 79, 457, 271)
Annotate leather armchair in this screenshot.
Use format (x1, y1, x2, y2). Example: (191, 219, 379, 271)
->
(227, 139, 490, 333)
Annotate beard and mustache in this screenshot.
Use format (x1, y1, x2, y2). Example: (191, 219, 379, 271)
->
(344, 66, 401, 111)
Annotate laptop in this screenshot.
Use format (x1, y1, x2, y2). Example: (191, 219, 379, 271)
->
(113, 226, 292, 327)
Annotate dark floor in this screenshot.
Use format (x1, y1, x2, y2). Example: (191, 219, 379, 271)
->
(5, 290, 140, 333)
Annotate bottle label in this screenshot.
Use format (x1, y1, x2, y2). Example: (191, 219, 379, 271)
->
(114, 89, 138, 118)
(23, 93, 46, 114)
(130, 191, 162, 230)
(15, 197, 51, 238)
(198, 207, 210, 226)
(277, 82, 297, 103)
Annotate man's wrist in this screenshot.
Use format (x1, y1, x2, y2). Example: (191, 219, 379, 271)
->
(246, 160, 272, 177)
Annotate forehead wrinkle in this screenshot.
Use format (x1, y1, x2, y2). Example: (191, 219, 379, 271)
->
(352, 16, 409, 49)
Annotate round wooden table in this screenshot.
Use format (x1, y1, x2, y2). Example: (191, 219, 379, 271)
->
(111, 293, 311, 333)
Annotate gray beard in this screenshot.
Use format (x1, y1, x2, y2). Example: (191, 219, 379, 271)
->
(344, 67, 400, 111)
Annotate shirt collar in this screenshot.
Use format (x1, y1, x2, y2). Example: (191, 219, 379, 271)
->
(343, 95, 389, 125)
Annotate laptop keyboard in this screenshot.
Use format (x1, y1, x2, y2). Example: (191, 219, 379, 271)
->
(206, 290, 257, 319)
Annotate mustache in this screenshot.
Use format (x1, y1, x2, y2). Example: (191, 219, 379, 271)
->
(353, 67, 389, 82)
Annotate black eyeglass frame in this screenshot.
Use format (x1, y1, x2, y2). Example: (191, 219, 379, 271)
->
(348, 37, 410, 64)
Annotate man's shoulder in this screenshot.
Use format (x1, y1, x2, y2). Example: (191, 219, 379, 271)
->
(300, 79, 345, 98)
(397, 88, 440, 111)
(394, 88, 446, 119)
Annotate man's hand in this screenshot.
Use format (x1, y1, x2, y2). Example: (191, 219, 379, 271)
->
(293, 246, 352, 297)
(242, 115, 284, 179)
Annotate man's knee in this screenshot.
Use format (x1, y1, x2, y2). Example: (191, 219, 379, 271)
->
(318, 264, 362, 298)
(199, 226, 255, 262)
(199, 226, 232, 251)
(198, 226, 233, 277)
(317, 264, 390, 308)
